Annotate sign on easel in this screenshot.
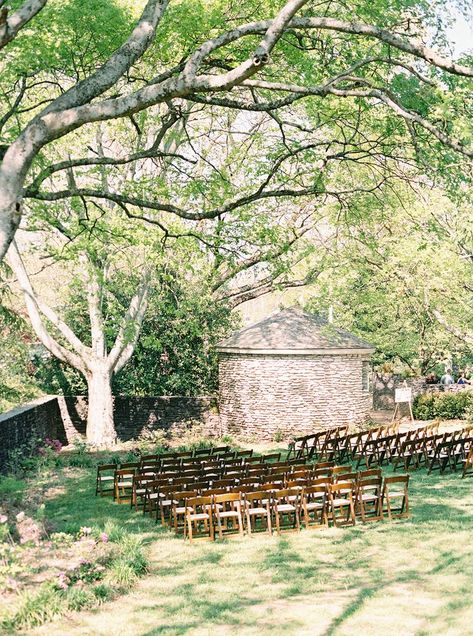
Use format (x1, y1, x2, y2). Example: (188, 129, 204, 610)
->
(395, 387, 412, 404)
(392, 382, 415, 422)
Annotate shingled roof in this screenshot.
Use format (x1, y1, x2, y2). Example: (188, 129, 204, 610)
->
(217, 307, 375, 355)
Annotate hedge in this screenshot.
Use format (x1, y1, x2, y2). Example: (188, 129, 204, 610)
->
(412, 391, 473, 420)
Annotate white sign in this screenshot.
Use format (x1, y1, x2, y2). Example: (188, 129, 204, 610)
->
(395, 387, 412, 404)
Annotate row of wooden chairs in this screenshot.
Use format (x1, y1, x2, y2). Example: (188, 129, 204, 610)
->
(110, 458, 320, 505)
(160, 475, 409, 542)
(95, 447, 281, 497)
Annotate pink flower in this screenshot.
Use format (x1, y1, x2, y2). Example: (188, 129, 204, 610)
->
(0, 514, 8, 524)
(100, 532, 109, 543)
(57, 572, 69, 590)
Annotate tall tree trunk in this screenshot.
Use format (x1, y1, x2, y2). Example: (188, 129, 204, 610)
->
(86, 363, 117, 446)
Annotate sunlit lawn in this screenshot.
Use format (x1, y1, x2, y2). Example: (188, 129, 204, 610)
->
(20, 463, 473, 636)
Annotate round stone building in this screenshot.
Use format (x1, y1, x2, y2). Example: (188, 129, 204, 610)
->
(217, 307, 375, 440)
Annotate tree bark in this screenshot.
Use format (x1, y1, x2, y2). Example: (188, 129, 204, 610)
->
(86, 362, 116, 446)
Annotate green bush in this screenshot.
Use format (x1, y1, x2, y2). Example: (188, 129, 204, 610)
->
(413, 391, 473, 420)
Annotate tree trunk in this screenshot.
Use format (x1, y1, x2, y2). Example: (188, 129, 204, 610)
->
(86, 364, 117, 446)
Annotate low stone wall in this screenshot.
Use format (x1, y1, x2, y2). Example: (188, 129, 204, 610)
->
(58, 395, 221, 441)
(0, 396, 67, 471)
(0, 395, 219, 472)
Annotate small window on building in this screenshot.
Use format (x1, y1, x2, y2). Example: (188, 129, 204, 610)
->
(362, 361, 371, 392)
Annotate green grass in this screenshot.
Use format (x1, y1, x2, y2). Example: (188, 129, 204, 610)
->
(3, 463, 473, 635)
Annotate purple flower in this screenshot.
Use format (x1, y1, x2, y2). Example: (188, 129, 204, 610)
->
(100, 532, 109, 543)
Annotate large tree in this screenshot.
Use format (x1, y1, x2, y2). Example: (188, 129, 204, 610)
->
(1, 0, 473, 263)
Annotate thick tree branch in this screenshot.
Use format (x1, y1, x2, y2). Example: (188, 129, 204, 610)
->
(0, 0, 47, 50)
(108, 272, 150, 372)
(7, 241, 89, 373)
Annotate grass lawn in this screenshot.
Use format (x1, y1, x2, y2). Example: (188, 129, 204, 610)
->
(3, 458, 473, 635)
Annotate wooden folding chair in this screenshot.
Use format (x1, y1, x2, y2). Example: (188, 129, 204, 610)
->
(95, 464, 116, 497)
(271, 489, 301, 535)
(301, 485, 328, 529)
(157, 485, 179, 525)
(382, 475, 409, 520)
(356, 477, 383, 522)
(172, 490, 198, 534)
(130, 473, 155, 511)
(243, 491, 272, 535)
(114, 468, 135, 504)
(213, 493, 244, 539)
(185, 496, 215, 542)
(327, 482, 356, 527)
(462, 447, 473, 478)
(142, 478, 168, 515)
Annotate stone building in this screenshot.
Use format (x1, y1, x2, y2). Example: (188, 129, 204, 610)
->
(217, 307, 375, 440)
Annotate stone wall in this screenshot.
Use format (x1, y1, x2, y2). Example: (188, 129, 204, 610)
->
(218, 353, 372, 440)
(0, 396, 67, 471)
(0, 395, 219, 472)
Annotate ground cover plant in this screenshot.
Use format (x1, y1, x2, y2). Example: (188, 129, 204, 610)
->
(1, 435, 473, 635)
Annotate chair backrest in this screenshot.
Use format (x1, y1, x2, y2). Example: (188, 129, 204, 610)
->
(286, 479, 309, 489)
(115, 468, 135, 478)
(172, 477, 195, 487)
(186, 495, 213, 510)
(140, 454, 160, 462)
(212, 478, 235, 489)
(334, 472, 358, 482)
(244, 456, 263, 464)
(358, 468, 382, 480)
(172, 489, 198, 503)
(358, 477, 382, 490)
(261, 453, 282, 463)
(236, 450, 253, 458)
(312, 468, 331, 478)
(233, 484, 258, 494)
(302, 485, 326, 498)
(193, 448, 214, 457)
(211, 445, 231, 455)
(244, 490, 268, 504)
(120, 462, 140, 470)
(314, 461, 335, 470)
(383, 475, 409, 487)
(97, 463, 116, 473)
(273, 488, 299, 502)
(310, 476, 332, 487)
(193, 480, 212, 491)
(259, 482, 279, 491)
(239, 476, 261, 486)
(330, 465, 353, 476)
(328, 481, 354, 495)
(213, 492, 242, 505)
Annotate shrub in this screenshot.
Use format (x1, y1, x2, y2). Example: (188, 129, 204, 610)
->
(1, 583, 63, 630)
(413, 391, 473, 420)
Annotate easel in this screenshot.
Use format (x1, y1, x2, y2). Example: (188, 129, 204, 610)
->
(392, 381, 415, 423)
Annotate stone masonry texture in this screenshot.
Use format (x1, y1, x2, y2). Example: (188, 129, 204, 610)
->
(218, 352, 373, 440)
